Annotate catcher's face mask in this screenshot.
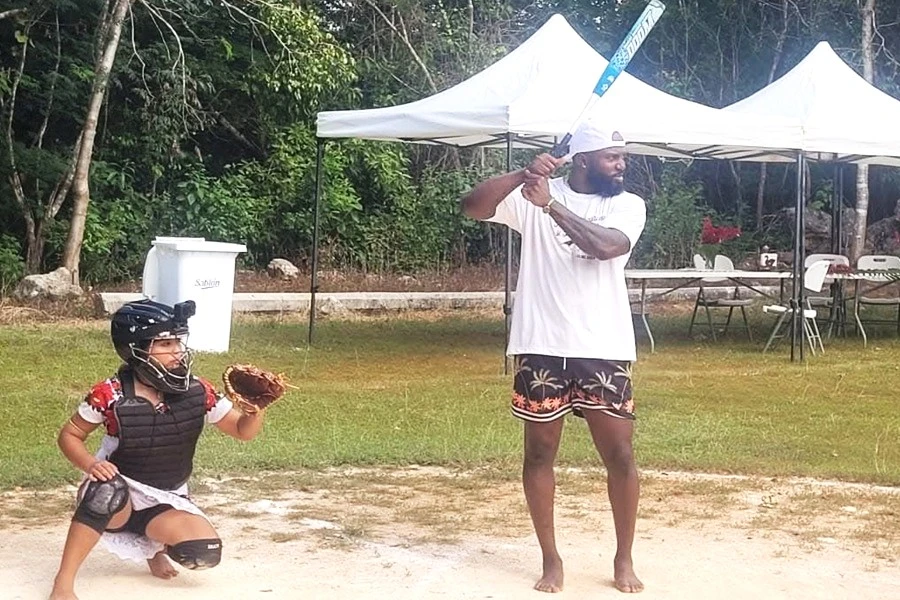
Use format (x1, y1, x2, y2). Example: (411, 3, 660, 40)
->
(132, 332, 194, 394)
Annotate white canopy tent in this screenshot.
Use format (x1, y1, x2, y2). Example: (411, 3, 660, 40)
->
(317, 14, 801, 159)
(309, 14, 805, 356)
(721, 42, 900, 358)
(725, 42, 900, 166)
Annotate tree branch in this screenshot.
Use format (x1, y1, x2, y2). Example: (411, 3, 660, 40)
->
(5, 18, 32, 212)
(128, 3, 152, 98)
(0, 8, 26, 20)
(34, 10, 61, 152)
(46, 133, 81, 218)
(94, 0, 113, 66)
(140, 0, 188, 128)
(362, 0, 438, 93)
(215, 112, 265, 159)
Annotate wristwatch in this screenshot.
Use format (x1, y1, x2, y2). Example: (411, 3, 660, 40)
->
(542, 197, 556, 214)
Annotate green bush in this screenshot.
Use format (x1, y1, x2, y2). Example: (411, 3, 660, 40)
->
(361, 166, 486, 271)
(0, 234, 24, 295)
(633, 164, 705, 269)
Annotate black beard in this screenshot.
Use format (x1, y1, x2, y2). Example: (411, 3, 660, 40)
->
(585, 172, 625, 197)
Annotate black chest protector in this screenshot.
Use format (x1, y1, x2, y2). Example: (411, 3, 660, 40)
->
(109, 367, 208, 490)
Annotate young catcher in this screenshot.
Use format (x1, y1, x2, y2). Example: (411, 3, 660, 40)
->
(49, 299, 284, 600)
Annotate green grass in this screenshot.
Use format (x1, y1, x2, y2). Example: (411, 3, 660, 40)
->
(1, 313, 899, 489)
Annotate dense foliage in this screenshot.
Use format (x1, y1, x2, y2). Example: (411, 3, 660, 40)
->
(2, 0, 900, 291)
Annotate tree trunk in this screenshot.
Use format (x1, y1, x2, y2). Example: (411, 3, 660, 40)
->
(756, 0, 789, 230)
(850, 0, 876, 263)
(23, 215, 39, 273)
(59, 0, 132, 283)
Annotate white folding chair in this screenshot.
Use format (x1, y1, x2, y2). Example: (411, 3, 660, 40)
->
(802, 253, 850, 336)
(854, 254, 900, 343)
(803, 254, 848, 305)
(762, 260, 829, 355)
(693, 253, 710, 270)
(689, 255, 753, 342)
(804, 253, 850, 269)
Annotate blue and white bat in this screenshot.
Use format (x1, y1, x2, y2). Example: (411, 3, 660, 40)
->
(550, 0, 666, 158)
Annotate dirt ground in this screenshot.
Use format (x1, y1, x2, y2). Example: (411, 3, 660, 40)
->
(3, 269, 898, 598)
(3, 467, 898, 600)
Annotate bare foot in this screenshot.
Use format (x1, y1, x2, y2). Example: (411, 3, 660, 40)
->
(147, 551, 178, 579)
(534, 556, 564, 593)
(614, 557, 643, 593)
(48, 583, 79, 600)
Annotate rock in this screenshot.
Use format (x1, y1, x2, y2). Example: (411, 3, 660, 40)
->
(13, 267, 83, 300)
(772, 207, 860, 255)
(864, 211, 900, 256)
(317, 297, 348, 317)
(267, 258, 300, 280)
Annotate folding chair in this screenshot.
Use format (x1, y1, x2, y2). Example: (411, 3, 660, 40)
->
(762, 260, 830, 355)
(803, 253, 850, 336)
(689, 255, 753, 342)
(804, 253, 850, 269)
(854, 254, 900, 344)
(693, 253, 711, 270)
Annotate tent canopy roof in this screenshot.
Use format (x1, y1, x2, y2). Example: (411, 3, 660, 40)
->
(725, 42, 900, 166)
(317, 15, 801, 162)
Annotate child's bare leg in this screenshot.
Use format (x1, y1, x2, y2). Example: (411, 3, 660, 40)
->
(147, 551, 178, 579)
(50, 478, 131, 600)
(49, 521, 103, 600)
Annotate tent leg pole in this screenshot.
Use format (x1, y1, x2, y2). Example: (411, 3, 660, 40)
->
(837, 166, 845, 255)
(831, 164, 841, 254)
(503, 133, 516, 375)
(308, 138, 325, 346)
(799, 153, 807, 362)
(791, 152, 807, 362)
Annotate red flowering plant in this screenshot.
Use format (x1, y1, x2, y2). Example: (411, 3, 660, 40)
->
(698, 217, 741, 268)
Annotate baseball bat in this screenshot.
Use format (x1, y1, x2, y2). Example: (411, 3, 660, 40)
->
(550, 0, 666, 158)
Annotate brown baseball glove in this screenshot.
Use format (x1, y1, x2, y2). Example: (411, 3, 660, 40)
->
(222, 363, 287, 414)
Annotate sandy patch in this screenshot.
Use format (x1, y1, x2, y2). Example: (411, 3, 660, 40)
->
(2, 467, 898, 600)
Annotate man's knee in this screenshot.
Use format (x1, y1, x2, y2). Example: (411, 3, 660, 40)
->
(602, 441, 636, 475)
(166, 538, 222, 570)
(525, 445, 557, 466)
(73, 474, 129, 533)
(524, 432, 560, 467)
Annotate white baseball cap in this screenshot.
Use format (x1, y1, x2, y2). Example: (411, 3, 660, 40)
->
(566, 120, 626, 158)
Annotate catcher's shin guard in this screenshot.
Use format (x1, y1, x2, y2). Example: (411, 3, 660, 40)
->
(166, 538, 223, 570)
(73, 474, 129, 533)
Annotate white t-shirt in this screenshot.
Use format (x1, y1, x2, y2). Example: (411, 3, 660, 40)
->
(488, 177, 646, 361)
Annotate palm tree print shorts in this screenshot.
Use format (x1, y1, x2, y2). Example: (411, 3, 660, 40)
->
(510, 354, 635, 422)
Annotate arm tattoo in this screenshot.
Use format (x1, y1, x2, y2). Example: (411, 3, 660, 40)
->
(548, 203, 630, 260)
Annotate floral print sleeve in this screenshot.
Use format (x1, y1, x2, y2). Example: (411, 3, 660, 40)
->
(76, 377, 123, 435)
(197, 376, 233, 424)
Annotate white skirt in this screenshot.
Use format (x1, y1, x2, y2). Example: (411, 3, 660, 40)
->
(90, 436, 211, 562)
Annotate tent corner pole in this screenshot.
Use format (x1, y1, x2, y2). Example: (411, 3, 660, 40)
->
(308, 138, 326, 345)
(791, 151, 807, 362)
(831, 164, 841, 254)
(503, 133, 516, 375)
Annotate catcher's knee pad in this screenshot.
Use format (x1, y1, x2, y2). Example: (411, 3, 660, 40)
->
(166, 538, 222, 570)
(73, 474, 129, 533)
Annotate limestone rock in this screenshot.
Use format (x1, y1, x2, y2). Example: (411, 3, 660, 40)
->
(14, 267, 83, 300)
(267, 258, 300, 280)
(316, 297, 348, 317)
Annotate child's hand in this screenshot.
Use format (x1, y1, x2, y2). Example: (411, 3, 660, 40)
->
(86, 460, 119, 482)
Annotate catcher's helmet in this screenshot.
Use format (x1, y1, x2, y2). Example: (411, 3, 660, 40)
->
(111, 299, 196, 393)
